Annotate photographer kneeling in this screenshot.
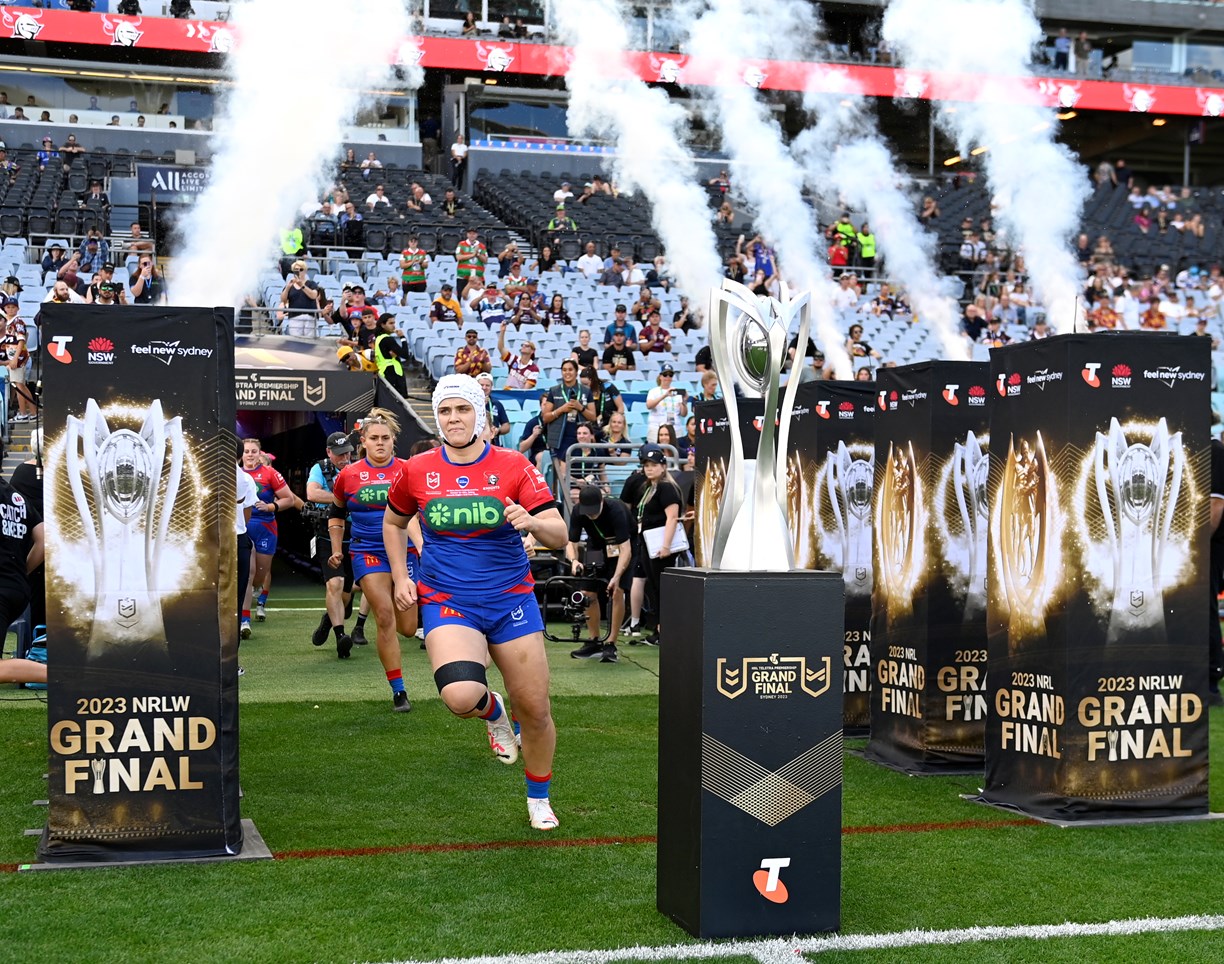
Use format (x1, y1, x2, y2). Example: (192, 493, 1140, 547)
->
(566, 485, 632, 664)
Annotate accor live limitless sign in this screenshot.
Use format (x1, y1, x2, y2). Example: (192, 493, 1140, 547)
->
(136, 165, 210, 201)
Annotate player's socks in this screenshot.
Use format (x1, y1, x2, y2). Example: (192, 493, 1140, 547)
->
(354, 613, 368, 633)
(526, 770, 552, 800)
(387, 669, 406, 695)
(258, 590, 268, 607)
(511, 711, 521, 738)
(478, 690, 504, 722)
(242, 609, 251, 621)
(333, 625, 346, 641)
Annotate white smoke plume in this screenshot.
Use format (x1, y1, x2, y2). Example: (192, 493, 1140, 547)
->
(172, 0, 416, 309)
(882, 0, 1087, 333)
(794, 91, 970, 361)
(555, 0, 722, 310)
(680, 0, 853, 377)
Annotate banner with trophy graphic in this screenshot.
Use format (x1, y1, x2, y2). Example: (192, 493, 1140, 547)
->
(693, 399, 761, 568)
(864, 362, 991, 773)
(982, 333, 1210, 820)
(809, 383, 877, 731)
(38, 305, 243, 861)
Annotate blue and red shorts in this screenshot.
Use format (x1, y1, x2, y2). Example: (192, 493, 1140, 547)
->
(247, 519, 277, 556)
(351, 545, 418, 586)
(419, 582, 543, 645)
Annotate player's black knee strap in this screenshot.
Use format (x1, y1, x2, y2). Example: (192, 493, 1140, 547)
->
(433, 660, 488, 695)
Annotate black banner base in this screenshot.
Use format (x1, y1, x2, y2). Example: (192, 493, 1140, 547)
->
(855, 747, 983, 777)
(22, 819, 271, 871)
(657, 568, 843, 940)
(965, 795, 1224, 829)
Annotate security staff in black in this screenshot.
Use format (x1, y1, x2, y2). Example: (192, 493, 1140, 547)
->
(305, 431, 364, 654)
(566, 485, 632, 664)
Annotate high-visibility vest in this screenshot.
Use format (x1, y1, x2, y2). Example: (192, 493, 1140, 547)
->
(857, 232, 877, 258)
(280, 227, 303, 254)
(374, 333, 403, 377)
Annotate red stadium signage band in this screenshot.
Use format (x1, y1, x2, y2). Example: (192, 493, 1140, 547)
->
(6, 6, 1224, 117)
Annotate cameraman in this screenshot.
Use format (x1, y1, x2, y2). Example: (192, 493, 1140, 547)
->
(566, 485, 632, 664)
(305, 431, 367, 654)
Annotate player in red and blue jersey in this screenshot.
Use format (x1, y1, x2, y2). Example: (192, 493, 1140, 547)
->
(384, 374, 567, 831)
(329, 408, 419, 712)
(239, 438, 293, 637)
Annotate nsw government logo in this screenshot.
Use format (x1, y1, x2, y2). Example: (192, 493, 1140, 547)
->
(837, 401, 855, 420)
(997, 372, 1021, 397)
(967, 385, 987, 406)
(716, 653, 831, 701)
(87, 336, 115, 365)
(1111, 363, 1132, 388)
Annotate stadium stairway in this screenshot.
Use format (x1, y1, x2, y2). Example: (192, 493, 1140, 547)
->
(2, 421, 35, 480)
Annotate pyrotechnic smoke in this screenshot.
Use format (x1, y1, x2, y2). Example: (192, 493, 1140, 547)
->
(795, 91, 970, 361)
(682, 0, 853, 377)
(172, 0, 416, 309)
(556, 0, 722, 308)
(882, 0, 1087, 333)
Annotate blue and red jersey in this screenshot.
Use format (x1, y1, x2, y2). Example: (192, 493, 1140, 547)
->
(243, 464, 288, 531)
(387, 443, 555, 601)
(332, 457, 411, 550)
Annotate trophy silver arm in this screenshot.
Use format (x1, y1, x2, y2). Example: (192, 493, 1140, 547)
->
(774, 286, 811, 489)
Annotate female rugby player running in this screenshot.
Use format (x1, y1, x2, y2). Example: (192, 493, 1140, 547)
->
(384, 374, 566, 830)
(329, 408, 419, 712)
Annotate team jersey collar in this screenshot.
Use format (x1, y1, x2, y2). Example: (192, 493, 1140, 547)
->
(361, 456, 396, 470)
(440, 441, 490, 466)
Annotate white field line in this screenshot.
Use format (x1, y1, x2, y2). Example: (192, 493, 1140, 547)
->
(375, 913, 1224, 964)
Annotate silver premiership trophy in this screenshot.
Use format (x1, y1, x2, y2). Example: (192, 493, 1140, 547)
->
(66, 399, 184, 656)
(953, 432, 989, 618)
(824, 441, 874, 596)
(707, 278, 811, 570)
(1093, 417, 1183, 645)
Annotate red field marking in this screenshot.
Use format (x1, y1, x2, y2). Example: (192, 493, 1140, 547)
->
(0, 819, 1036, 872)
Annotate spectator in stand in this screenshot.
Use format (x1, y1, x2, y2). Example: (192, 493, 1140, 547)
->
(41, 243, 69, 278)
(796, 349, 827, 384)
(638, 310, 671, 356)
(542, 359, 597, 465)
(503, 260, 528, 297)
(577, 241, 603, 280)
(572, 329, 597, 368)
(919, 195, 940, 221)
(454, 328, 492, 376)
(1053, 28, 1071, 70)
(645, 256, 672, 292)
(832, 273, 860, 311)
(399, 235, 429, 295)
(716, 200, 736, 225)
(694, 340, 713, 372)
(280, 260, 323, 336)
(531, 245, 558, 276)
(455, 226, 487, 293)
(598, 259, 625, 288)
(365, 183, 392, 211)
(78, 231, 109, 271)
(672, 295, 696, 333)
(431, 283, 463, 327)
(373, 314, 410, 394)
(547, 205, 578, 237)
(405, 183, 433, 213)
(697, 369, 721, 400)
(86, 263, 123, 304)
(0, 298, 33, 421)
(629, 286, 661, 325)
(646, 365, 688, 443)
(708, 170, 730, 194)
(1134, 206, 1153, 234)
(621, 259, 645, 287)
(470, 281, 510, 329)
(450, 133, 468, 185)
(605, 411, 633, 456)
(846, 323, 880, 361)
(994, 291, 1020, 326)
(461, 12, 479, 36)
(498, 323, 541, 390)
(602, 330, 637, 374)
(90, 281, 123, 308)
(1075, 31, 1094, 74)
(0, 146, 19, 182)
(350, 309, 383, 353)
(440, 187, 464, 219)
(603, 305, 637, 348)
(827, 238, 850, 273)
(979, 317, 1011, 348)
(476, 373, 511, 447)
(961, 303, 986, 341)
(360, 151, 382, 179)
(508, 293, 542, 329)
(958, 232, 986, 273)
(1088, 295, 1122, 330)
(128, 255, 166, 305)
(553, 181, 574, 204)
(35, 136, 58, 171)
(544, 293, 571, 331)
(1029, 317, 1052, 340)
(854, 367, 873, 382)
(856, 222, 877, 274)
(1140, 296, 1167, 330)
(371, 277, 401, 311)
(44, 280, 85, 304)
(582, 366, 624, 430)
(725, 252, 747, 284)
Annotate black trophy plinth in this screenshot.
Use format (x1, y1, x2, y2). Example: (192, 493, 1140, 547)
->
(657, 568, 844, 939)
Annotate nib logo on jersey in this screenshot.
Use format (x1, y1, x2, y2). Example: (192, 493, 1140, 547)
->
(967, 384, 987, 406)
(87, 336, 115, 365)
(426, 496, 505, 532)
(997, 372, 1022, 397)
(130, 339, 215, 366)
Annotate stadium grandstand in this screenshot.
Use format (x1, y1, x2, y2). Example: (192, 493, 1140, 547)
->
(0, 2, 1222, 455)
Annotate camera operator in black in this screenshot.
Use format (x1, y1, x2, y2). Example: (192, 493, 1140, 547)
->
(630, 444, 682, 646)
(305, 431, 366, 653)
(566, 485, 633, 664)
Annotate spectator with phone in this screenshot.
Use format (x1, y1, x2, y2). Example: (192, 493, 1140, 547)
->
(645, 365, 688, 443)
(130, 255, 167, 305)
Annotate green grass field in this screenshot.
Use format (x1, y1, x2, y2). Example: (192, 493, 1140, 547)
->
(1, 566, 1222, 964)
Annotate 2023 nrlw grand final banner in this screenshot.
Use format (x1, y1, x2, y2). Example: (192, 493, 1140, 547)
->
(865, 362, 991, 772)
(981, 333, 1210, 820)
(38, 306, 242, 861)
(694, 382, 876, 730)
